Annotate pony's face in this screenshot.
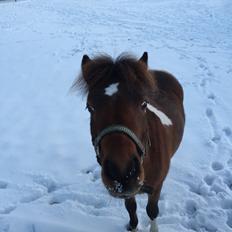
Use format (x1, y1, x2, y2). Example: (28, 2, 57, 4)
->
(79, 53, 154, 198)
(87, 85, 147, 198)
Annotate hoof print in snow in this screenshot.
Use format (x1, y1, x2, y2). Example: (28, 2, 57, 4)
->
(223, 127, 232, 138)
(211, 161, 224, 171)
(20, 193, 43, 204)
(187, 180, 208, 196)
(0, 205, 16, 215)
(49, 192, 77, 205)
(211, 135, 221, 143)
(0, 223, 9, 232)
(32, 175, 58, 193)
(221, 199, 232, 210)
(204, 174, 215, 186)
(206, 108, 213, 117)
(82, 165, 101, 182)
(49, 199, 61, 205)
(0, 181, 8, 189)
(49, 195, 66, 205)
(227, 158, 232, 168)
(207, 93, 216, 101)
(185, 199, 198, 215)
(227, 211, 232, 228)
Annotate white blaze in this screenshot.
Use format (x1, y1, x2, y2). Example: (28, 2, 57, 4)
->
(147, 103, 172, 126)
(105, 83, 119, 96)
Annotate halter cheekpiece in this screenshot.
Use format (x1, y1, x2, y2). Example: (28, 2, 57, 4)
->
(94, 125, 146, 161)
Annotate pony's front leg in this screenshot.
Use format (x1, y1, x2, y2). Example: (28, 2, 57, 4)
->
(125, 197, 138, 231)
(146, 188, 161, 232)
(146, 197, 159, 232)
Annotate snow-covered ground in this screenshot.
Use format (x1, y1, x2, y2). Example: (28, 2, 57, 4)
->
(0, 0, 232, 231)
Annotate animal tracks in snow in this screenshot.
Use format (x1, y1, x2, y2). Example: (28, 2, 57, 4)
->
(211, 161, 224, 171)
(205, 108, 221, 144)
(0, 170, 113, 220)
(0, 174, 63, 216)
(0, 181, 8, 189)
(180, 92, 232, 231)
(0, 205, 16, 215)
(181, 171, 232, 231)
(227, 211, 232, 229)
(49, 191, 108, 209)
(196, 57, 215, 93)
(207, 93, 216, 101)
(32, 174, 60, 193)
(81, 164, 101, 183)
(44, 166, 115, 217)
(223, 127, 232, 145)
(0, 220, 9, 232)
(0, 181, 16, 215)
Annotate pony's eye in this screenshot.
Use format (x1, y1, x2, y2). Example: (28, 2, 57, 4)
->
(86, 104, 95, 113)
(141, 101, 148, 111)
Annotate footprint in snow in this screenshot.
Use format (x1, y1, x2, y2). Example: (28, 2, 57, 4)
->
(206, 108, 213, 117)
(0, 181, 8, 189)
(81, 164, 101, 182)
(223, 127, 232, 137)
(222, 170, 232, 191)
(227, 158, 232, 168)
(204, 174, 216, 186)
(185, 199, 198, 216)
(223, 127, 232, 145)
(187, 179, 209, 197)
(207, 93, 216, 102)
(49, 191, 112, 217)
(204, 173, 229, 195)
(49, 191, 108, 209)
(205, 108, 221, 144)
(0, 205, 16, 215)
(20, 190, 45, 204)
(221, 199, 232, 210)
(0, 221, 9, 232)
(211, 161, 224, 171)
(227, 211, 232, 229)
(32, 174, 59, 193)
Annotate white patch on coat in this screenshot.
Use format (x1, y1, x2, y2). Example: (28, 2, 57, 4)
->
(105, 83, 119, 96)
(147, 103, 172, 126)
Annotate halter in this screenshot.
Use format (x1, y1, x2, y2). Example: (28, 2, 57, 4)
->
(93, 125, 146, 162)
(93, 125, 153, 194)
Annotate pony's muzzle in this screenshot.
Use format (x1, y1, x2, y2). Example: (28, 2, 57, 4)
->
(102, 156, 144, 198)
(107, 182, 143, 199)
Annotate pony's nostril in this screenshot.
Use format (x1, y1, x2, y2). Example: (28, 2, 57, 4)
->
(103, 159, 120, 181)
(126, 155, 140, 179)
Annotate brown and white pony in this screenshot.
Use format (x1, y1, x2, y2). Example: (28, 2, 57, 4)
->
(75, 52, 185, 231)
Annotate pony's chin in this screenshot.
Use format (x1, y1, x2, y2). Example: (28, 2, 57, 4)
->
(109, 192, 136, 199)
(108, 188, 141, 199)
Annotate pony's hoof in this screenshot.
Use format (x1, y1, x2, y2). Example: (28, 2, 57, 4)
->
(150, 219, 159, 232)
(126, 223, 137, 231)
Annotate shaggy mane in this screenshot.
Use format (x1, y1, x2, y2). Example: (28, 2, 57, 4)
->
(72, 53, 156, 98)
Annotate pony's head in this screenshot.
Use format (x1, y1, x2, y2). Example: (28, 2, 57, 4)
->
(76, 52, 156, 198)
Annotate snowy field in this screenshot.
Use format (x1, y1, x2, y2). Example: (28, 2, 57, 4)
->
(0, 0, 232, 231)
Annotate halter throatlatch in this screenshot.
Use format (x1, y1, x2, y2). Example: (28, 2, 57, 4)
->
(94, 125, 146, 160)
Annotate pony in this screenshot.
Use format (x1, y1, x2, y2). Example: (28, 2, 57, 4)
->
(74, 52, 185, 231)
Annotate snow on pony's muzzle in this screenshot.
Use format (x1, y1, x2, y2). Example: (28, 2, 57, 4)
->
(106, 180, 143, 199)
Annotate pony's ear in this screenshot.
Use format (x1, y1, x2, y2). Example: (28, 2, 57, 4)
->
(82, 54, 91, 68)
(139, 52, 148, 67)
(81, 55, 92, 83)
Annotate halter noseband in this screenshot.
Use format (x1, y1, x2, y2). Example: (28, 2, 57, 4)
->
(93, 125, 146, 161)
